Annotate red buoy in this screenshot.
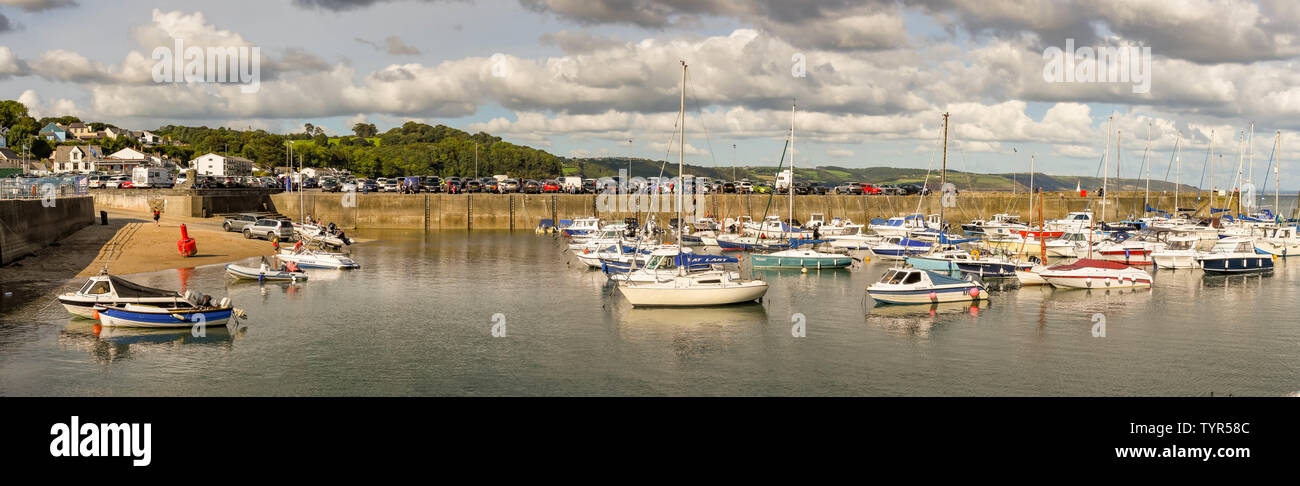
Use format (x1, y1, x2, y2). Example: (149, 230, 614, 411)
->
(177, 223, 197, 257)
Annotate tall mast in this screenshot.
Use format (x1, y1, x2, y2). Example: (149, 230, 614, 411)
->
(1143, 122, 1152, 215)
(1102, 115, 1111, 221)
(1174, 132, 1182, 215)
(677, 60, 686, 267)
(1116, 129, 1122, 217)
(1209, 131, 1216, 217)
(789, 100, 795, 230)
(1248, 122, 1255, 188)
(940, 112, 949, 230)
(1276, 131, 1282, 220)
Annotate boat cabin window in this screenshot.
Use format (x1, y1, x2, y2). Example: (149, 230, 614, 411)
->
(888, 271, 909, 285)
(1072, 214, 1088, 220)
(82, 280, 111, 295)
(878, 270, 897, 283)
(902, 272, 923, 285)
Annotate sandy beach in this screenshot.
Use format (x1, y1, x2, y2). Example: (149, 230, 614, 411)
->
(75, 209, 276, 277)
(0, 208, 276, 316)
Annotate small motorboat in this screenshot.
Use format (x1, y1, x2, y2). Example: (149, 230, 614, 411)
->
(226, 256, 309, 282)
(278, 243, 360, 269)
(58, 274, 190, 319)
(94, 290, 243, 328)
(560, 217, 602, 237)
(1150, 235, 1200, 269)
(866, 267, 988, 305)
(1253, 225, 1300, 257)
(1198, 237, 1275, 274)
(1038, 259, 1152, 289)
(295, 223, 352, 248)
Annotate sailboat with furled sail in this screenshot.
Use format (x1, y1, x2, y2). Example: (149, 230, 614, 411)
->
(617, 61, 769, 307)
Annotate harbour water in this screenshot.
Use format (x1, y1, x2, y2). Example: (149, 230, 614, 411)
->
(1, 230, 1297, 396)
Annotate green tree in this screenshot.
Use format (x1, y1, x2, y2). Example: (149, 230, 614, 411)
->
(352, 122, 378, 138)
(0, 100, 29, 129)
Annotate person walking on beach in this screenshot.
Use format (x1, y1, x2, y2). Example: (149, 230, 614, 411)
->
(152, 208, 161, 226)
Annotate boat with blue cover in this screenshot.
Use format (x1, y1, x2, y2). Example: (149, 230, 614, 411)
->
(749, 240, 851, 269)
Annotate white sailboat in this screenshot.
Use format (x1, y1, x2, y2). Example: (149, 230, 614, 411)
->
(617, 61, 769, 307)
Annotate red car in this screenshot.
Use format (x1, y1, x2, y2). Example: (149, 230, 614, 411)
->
(859, 183, 883, 195)
(542, 180, 561, 193)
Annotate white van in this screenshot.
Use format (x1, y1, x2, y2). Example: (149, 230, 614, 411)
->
(132, 167, 175, 188)
(560, 176, 584, 192)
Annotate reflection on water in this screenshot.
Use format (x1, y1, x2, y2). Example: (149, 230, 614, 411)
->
(3, 230, 1300, 396)
(58, 319, 244, 364)
(866, 300, 989, 338)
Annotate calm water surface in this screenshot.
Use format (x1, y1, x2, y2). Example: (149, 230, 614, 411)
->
(2, 230, 1297, 396)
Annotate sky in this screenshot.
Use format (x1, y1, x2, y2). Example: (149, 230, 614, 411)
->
(2, 0, 1300, 190)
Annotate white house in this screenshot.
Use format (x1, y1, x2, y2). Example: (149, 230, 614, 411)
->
(137, 130, 163, 145)
(190, 153, 254, 176)
(51, 145, 104, 174)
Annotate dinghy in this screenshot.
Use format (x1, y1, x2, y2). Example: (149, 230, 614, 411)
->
(866, 267, 988, 305)
(226, 256, 309, 282)
(59, 274, 189, 319)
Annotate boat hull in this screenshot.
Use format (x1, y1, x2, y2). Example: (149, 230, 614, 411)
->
(750, 254, 851, 269)
(1198, 255, 1274, 274)
(225, 264, 309, 281)
(618, 281, 768, 307)
(96, 306, 233, 328)
(867, 285, 987, 305)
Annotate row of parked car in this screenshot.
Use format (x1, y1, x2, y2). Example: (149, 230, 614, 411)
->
(317, 176, 587, 194)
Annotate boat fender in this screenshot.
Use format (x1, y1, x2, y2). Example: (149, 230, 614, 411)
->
(928, 291, 937, 301)
(969, 288, 980, 298)
(92, 308, 99, 320)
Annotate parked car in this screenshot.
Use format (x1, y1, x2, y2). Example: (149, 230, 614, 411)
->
(721, 182, 737, 193)
(753, 182, 774, 194)
(463, 180, 484, 193)
(809, 182, 830, 195)
(302, 177, 318, 189)
(382, 179, 399, 192)
(445, 179, 463, 194)
(898, 183, 924, 195)
(222, 213, 260, 232)
(859, 183, 883, 195)
(484, 179, 500, 193)
(835, 183, 863, 195)
(243, 218, 294, 241)
(791, 182, 811, 195)
(522, 179, 541, 194)
(359, 179, 378, 193)
(877, 184, 903, 196)
(501, 179, 520, 193)
(737, 181, 753, 193)
(321, 178, 341, 193)
(581, 179, 597, 194)
(541, 180, 561, 193)
(340, 180, 358, 193)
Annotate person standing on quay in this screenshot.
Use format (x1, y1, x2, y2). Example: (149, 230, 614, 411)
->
(152, 208, 161, 227)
